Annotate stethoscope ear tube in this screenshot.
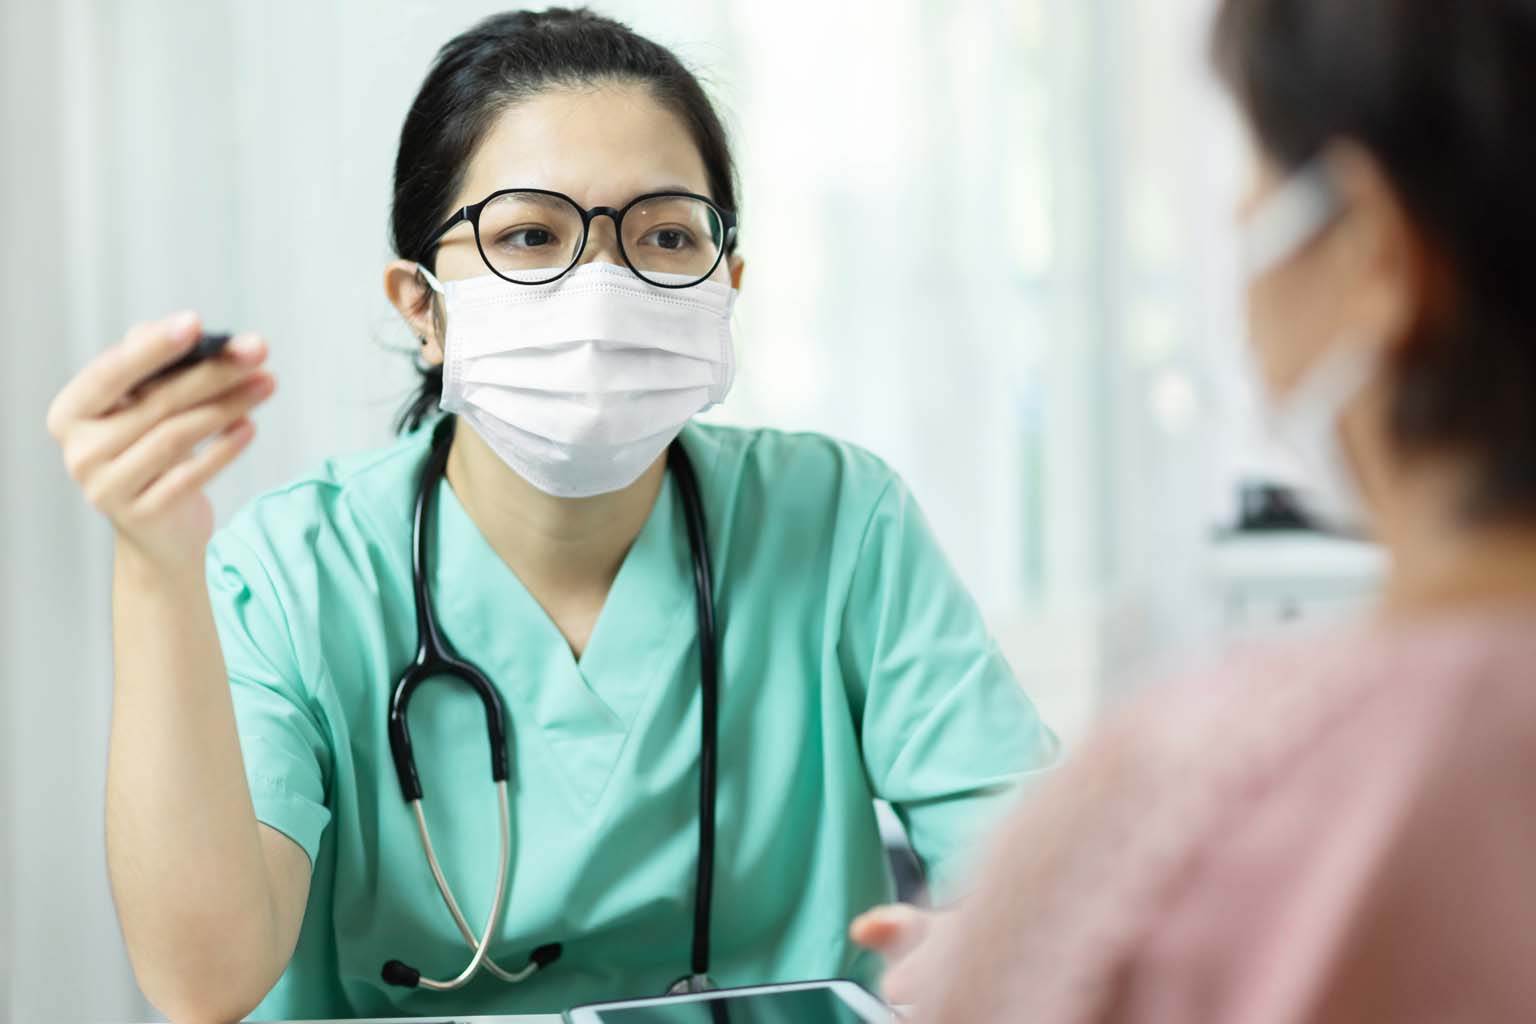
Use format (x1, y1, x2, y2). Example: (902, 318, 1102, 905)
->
(384, 781, 541, 991)
(383, 945, 562, 991)
(381, 959, 421, 988)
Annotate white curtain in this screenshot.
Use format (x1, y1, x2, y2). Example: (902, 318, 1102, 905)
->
(0, 0, 1243, 1019)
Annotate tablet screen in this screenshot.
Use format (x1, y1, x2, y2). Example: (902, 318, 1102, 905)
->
(584, 986, 886, 1023)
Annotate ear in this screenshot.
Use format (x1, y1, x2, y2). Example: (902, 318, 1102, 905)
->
(383, 259, 444, 365)
(728, 254, 746, 292)
(1325, 146, 1427, 358)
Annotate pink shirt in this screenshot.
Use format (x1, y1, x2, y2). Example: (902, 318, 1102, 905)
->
(907, 610, 1536, 1022)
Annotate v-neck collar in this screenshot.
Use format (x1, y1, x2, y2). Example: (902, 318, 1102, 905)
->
(429, 460, 695, 806)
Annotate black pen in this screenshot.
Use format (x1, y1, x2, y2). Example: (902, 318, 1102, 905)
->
(137, 332, 235, 389)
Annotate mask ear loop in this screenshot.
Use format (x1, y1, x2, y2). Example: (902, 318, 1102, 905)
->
(1269, 335, 1382, 538)
(416, 264, 448, 355)
(1243, 156, 1342, 280)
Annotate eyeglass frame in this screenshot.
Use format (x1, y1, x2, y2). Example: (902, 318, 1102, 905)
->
(420, 187, 739, 290)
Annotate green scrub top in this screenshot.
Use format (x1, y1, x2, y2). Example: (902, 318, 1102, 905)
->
(207, 420, 1057, 1020)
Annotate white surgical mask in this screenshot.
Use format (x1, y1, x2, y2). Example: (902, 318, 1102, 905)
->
(420, 262, 737, 498)
(1241, 159, 1377, 535)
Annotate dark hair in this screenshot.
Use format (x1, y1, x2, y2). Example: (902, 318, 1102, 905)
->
(1213, 0, 1536, 521)
(390, 7, 739, 433)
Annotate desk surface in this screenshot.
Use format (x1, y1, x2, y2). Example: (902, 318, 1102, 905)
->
(134, 1017, 562, 1023)
(269, 1018, 560, 1024)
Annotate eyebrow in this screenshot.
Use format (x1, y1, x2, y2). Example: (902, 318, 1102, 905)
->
(470, 184, 714, 214)
(639, 183, 703, 198)
(505, 191, 577, 211)
(527, 184, 710, 205)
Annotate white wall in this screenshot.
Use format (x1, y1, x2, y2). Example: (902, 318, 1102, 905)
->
(2, 1, 147, 1019)
(0, 1, 1248, 1019)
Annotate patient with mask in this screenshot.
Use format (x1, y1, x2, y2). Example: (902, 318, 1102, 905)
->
(855, 0, 1536, 1019)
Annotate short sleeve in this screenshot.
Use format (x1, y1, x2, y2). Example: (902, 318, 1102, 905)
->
(206, 528, 333, 865)
(838, 475, 1059, 896)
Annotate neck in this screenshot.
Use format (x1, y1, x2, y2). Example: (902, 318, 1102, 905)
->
(443, 422, 666, 642)
(1373, 457, 1536, 617)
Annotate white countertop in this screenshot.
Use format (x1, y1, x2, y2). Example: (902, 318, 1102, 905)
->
(1209, 531, 1387, 588)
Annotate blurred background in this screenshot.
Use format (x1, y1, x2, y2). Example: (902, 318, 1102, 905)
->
(0, 0, 1385, 1019)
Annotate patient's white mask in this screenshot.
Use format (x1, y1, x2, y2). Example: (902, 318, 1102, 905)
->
(1242, 160, 1378, 535)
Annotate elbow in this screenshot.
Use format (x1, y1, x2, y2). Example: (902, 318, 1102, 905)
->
(144, 980, 267, 1024)
(118, 897, 289, 1023)
(131, 951, 278, 1024)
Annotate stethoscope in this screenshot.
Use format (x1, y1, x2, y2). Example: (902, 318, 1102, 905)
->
(381, 415, 721, 996)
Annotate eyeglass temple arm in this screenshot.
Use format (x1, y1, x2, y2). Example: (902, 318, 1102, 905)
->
(421, 205, 473, 257)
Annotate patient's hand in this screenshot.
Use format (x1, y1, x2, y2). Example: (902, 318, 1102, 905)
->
(850, 903, 942, 1004)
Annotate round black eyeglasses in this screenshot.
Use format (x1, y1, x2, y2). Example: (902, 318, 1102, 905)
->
(422, 188, 737, 290)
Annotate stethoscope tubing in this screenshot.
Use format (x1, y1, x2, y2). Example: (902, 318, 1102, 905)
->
(412, 782, 514, 991)
(383, 416, 720, 994)
(670, 440, 719, 986)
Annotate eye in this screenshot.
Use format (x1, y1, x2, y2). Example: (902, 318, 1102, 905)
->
(495, 225, 561, 250)
(640, 226, 697, 252)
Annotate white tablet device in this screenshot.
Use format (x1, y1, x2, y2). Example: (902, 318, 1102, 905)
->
(565, 979, 897, 1023)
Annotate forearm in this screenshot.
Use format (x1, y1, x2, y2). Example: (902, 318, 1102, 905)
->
(106, 543, 285, 1020)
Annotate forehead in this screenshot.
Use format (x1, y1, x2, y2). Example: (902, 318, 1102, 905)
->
(455, 82, 714, 210)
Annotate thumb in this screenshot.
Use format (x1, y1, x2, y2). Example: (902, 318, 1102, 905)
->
(850, 904, 930, 958)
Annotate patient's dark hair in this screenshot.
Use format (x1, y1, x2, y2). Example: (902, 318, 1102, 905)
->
(390, 7, 738, 433)
(1213, 0, 1536, 520)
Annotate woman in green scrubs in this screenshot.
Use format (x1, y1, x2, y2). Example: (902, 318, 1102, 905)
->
(47, 9, 1055, 1022)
